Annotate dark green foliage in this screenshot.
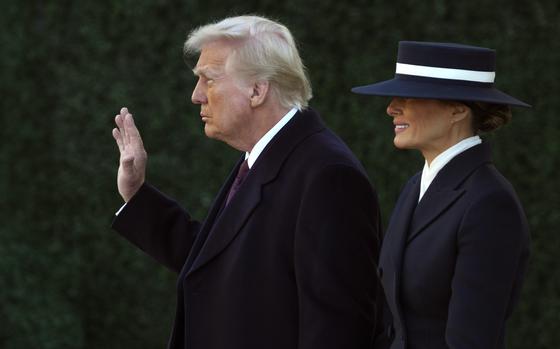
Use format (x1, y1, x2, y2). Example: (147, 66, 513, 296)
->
(1, 1, 558, 348)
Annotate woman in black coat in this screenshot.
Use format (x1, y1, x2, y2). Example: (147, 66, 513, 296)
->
(353, 41, 531, 349)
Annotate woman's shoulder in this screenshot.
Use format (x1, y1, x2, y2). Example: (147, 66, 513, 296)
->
(463, 163, 520, 201)
(459, 164, 529, 236)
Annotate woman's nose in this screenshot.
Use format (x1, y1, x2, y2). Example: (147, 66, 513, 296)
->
(387, 98, 403, 117)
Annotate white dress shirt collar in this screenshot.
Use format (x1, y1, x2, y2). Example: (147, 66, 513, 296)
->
(419, 135, 482, 202)
(245, 107, 298, 169)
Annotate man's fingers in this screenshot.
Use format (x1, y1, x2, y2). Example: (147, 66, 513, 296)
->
(114, 106, 144, 155)
(115, 113, 127, 146)
(125, 113, 144, 148)
(124, 113, 134, 146)
(115, 113, 123, 127)
(119, 108, 130, 146)
(112, 128, 125, 152)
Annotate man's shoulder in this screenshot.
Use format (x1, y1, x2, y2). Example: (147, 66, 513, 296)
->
(269, 107, 367, 176)
(286, 126, 366, 179)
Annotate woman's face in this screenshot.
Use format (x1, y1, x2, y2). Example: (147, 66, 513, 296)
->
(386, 98, 468, 162)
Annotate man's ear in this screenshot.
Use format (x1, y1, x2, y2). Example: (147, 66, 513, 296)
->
(250, 80, 270, 108)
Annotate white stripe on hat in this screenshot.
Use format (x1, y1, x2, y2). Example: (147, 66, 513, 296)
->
(396, 63, 495, 83)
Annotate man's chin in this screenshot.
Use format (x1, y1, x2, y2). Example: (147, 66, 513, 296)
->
(204, 126, 221, 141)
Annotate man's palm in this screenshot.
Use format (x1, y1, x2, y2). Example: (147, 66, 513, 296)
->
(112, 107, 147, 202)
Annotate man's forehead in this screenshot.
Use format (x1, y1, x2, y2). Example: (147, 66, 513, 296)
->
(193, 46, 233, 76)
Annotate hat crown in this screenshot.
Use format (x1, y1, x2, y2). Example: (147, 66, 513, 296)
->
(351, 40, 530, 108)
(397, 41, 496, 72)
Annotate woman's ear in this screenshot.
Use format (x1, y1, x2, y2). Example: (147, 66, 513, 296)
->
(250, 80, 270, 108)
(450, 102, 470, 124)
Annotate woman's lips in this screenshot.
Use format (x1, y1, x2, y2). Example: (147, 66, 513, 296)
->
(394, 124, 409, 133)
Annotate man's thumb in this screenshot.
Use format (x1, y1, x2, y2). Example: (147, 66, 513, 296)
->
(121, 155, 135, 172)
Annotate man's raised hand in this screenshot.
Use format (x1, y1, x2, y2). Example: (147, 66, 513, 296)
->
(112, 107, 147, 202)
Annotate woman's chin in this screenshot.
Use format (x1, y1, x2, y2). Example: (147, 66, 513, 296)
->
(393, 138, 412, 150)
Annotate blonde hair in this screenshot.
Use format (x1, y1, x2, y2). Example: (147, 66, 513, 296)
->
(184, 15, 312, 110)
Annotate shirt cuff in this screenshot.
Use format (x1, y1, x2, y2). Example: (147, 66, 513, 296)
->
(115, 202, 127, 216)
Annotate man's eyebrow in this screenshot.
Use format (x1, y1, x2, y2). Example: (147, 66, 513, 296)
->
(193, 66, 219, 77)
(192, 67, 204, 76)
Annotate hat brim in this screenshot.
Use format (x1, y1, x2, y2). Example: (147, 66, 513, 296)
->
(351, 78, 531, 108)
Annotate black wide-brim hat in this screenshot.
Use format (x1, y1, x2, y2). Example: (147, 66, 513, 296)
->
(352, 41, 531, 107)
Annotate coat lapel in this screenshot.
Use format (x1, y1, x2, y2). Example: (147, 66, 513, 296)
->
(186, 109, 326, 277)
(178, 159, 240, 279)
(187, 171, 262, 276)
(407, 142, 493, 244)
(407, 189, 465, 243)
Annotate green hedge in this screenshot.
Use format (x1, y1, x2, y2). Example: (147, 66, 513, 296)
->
(1, 1, 557, 348)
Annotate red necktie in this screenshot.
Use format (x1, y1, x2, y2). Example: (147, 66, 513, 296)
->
(225, 160, 250, 206)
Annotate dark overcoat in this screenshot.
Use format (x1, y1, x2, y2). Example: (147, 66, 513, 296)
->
(113, 109, 385, 349)
(379, 143, 530, 349)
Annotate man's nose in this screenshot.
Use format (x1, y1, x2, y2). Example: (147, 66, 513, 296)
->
(191, 80, 207, 105)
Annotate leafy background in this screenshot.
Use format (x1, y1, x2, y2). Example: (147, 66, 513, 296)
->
(1, 1, 558, 348)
